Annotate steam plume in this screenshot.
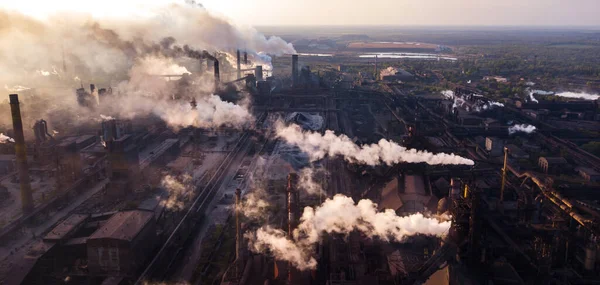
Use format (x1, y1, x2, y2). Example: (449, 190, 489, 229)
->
(508, 124, 537, 135)
(275, 123, 474, 166)
(555, 92, 600, 101)
(379, 66, 398, 78)
(0, 133, 15, 143)
(160, 174, 193, 211)
(246, 194, 451, 270)
(298, 167, 326, 196)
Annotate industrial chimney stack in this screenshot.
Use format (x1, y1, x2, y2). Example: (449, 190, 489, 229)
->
(243, 51, 248, 65)
(287, 173, 299, 283)
(292, 54, 299, 87)
(255, 65, 263, 81)
(236, 50, 242, 79)
(9, 94, 34, 213)
(214, 59, 220, 86)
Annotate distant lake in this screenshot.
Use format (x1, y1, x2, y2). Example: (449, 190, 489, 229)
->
(297, 53, 334, 57)
(358, 52, 457, 61)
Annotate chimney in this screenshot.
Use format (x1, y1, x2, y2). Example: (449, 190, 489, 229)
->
(236, 50, 242, 79)
(287, 173, 299, 283)
(90, 84, 95, 93)
(243, 51, 248, 65)
(255, 65, 263, 81)
(214, 59, 220, 85)
(292, 54, 299, 87)
(235, 188, 242, 261)
(9, 94, 34, 213)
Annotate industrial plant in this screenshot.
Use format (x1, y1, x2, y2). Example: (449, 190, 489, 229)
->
(1, 1, 600, 285)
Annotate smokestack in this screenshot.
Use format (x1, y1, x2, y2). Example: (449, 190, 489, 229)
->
(9, 94, 34, 213)
(292, 54, 298, 87)
(214, 59, 220, 85)
(236, 50, 242, 79)
(90, 84, 95, 93)
(287, 173, 299, 283)
(244, 51, 248, 65)
(235, 188, 242, 261)
(255, 65, 263, 81)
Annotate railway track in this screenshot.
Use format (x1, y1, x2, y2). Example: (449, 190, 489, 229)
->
(135, 112, 267, 284)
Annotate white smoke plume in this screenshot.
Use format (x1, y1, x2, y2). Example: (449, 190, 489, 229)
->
(555, 92, 600, 101)
(160, 174, 193, 211)
(0, 1, 293, 133)
(4, 85, 31, 92)
(508, 124, 537, 135)
(379, 66, 398, 79)
(100, 114, 115, 121)
(246, 194, 451, 270)
(276, 122, 474, 166)
(0, 133, 15, 143)
(238, 191, 271, 221)
(298, 167, 327, 196)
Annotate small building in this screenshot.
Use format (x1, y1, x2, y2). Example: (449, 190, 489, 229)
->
(538, 157, 568, 174)
(576, 167, 600, 183)
(506, 144, 529, 159)
(87, 210, 156, 277)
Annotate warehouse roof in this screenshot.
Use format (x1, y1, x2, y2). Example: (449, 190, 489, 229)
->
(89, 210, 154, 241)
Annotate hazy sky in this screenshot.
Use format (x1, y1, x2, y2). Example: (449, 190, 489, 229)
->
(2, 0, 599, 27)
(201, 0, 600, 27)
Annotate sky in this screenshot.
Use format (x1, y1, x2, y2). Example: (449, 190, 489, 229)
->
(202, 0, 600, 27)
(1, 0, 600, 27)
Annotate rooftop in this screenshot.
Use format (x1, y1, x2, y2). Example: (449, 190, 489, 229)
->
(43, 214, 89, 242)
(89, 210, 154, 241)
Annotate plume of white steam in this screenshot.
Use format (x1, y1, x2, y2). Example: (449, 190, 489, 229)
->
(0, 133, 15, 143)
(555, 92, 600, 101)
(160, 174, 193, 211)
(380, 66, 398, 78)
(4, 84, 31, 92)
(238, 192, 270, 220)
(0, 1, 295, 84)
(508, 124, 537, 135)
(246, 194, 451, 270)
(100, 114, 115, 121)
(298, 167, 326, 196)
(441, 90, 454, 100)
(275, 123, 474, 166)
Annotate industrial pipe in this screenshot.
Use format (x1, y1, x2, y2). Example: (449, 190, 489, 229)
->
(292, 54, 299, 87)
(9, 94, 34, 213)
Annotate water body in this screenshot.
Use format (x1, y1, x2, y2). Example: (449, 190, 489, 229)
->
(359, 52, 457, 61)
(297, 53, 334, 57)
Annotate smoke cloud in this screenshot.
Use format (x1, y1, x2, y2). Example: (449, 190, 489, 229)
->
(246, 194, 451, 270)
(0, 1, 294, 134)
(298, 167, 327, 196)
(160, 174, 193, 211)
(379, 66, 398, 78)
(508, 124, 537, 135)
(275, 122, 474, 166)
(555, 92, 600, 101)
(0, 133, 15, 143)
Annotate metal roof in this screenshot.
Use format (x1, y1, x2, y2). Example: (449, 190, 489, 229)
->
(89, 210, 154, 241)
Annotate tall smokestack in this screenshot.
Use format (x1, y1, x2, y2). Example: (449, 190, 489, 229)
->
(287, 173, 299, 283)
(243, 51, 248, 65)
(9, 94, 34, 213)
(90, 84, 95, 93)
(292, 54, 299, 87)
(255, 65, 263, 81)
(214, 59, 220, 86)
(235, 188, 242, 261)
(236, 50, 242, 79)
